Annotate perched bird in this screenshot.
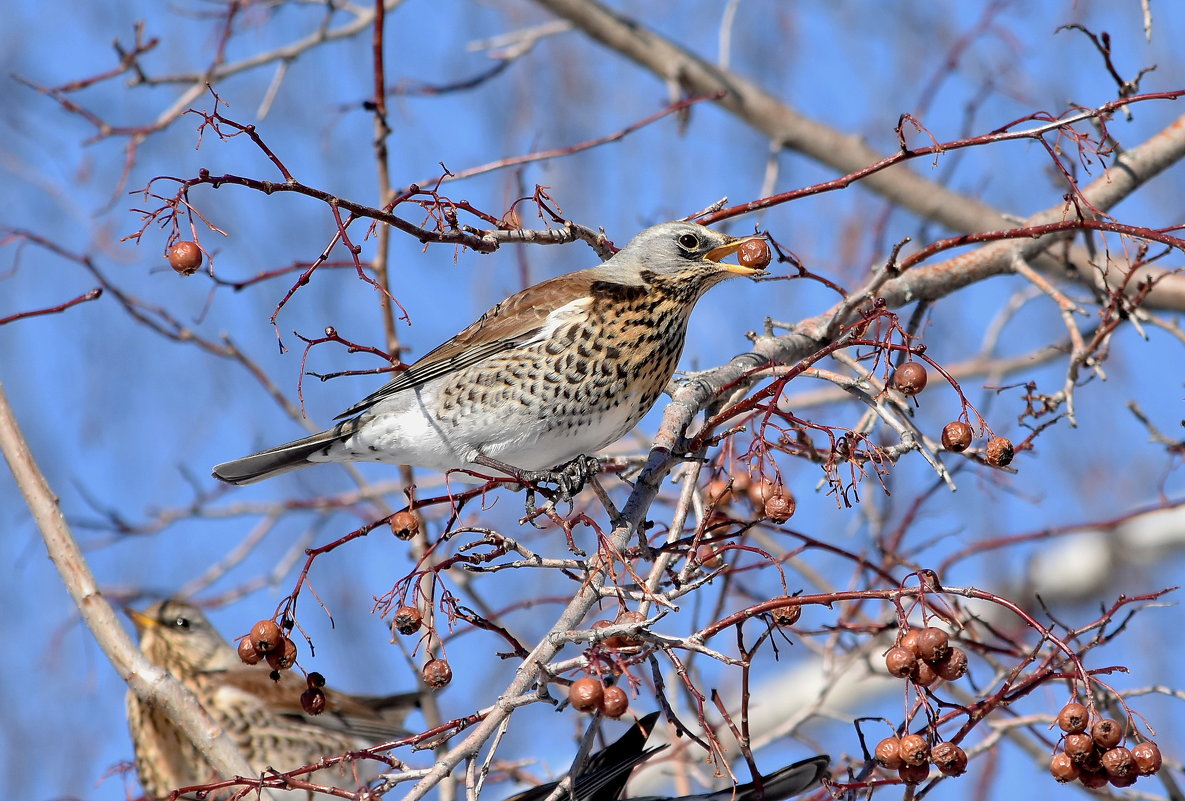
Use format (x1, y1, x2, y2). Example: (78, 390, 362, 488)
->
(503, 711, 829, 801)
(212, 222, 765, 487)
(125, 599, 420, 799)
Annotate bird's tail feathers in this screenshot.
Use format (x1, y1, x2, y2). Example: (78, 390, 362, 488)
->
(211, 425, 349, 485)
(721, 755, 830, 801)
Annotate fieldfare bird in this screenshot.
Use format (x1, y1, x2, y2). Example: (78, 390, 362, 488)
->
(503, 711, 829, 801)
(125, 599, 420, 799)
(212, 221, 765, 488)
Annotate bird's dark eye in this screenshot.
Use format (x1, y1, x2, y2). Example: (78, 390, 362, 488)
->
(677, 232, 700, 251)
(173, 616, 191, 631)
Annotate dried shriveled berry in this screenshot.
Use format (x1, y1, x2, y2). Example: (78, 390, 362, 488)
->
(1078, 767, 1109, 789)
(167, 241, 203, 275)
(898, 629, 922, 655)
(300, 687, 326, 716)
(897, 763, 930, 784)
(1109, 770, 1138, 788)
(910, 659, 939, 688)
(568, 676, 605, 713)
(1057, 702, 1089, 734)
(393, 605, 423, 635)
(941, 421, 973, 452)
(606, 611, 646, 651)
(306, 671, 326, 689)
(600, 685, 629, 719)
(884, 646, 918, 678)
(934, 648, 968, 681)
(251, 619, 283, 654)
(696, 544, 726, 569)
(265, 637, 298, 671)
(390, 510, 420, 540)
(1062, 733, 1094, 764)
(422, 658, 452, 688)
(930, 742, 967, 777)
(898, 734, 929, 767)
(1050, 752, 1079, 783)
(874, 737, 903, 770)
(914, 627, 950, 663)
(1130, 742, 1162, 775)
(237, 638, 262, 665)
(738, 239, 772, 269)
(985, 436, 1014, 467)
(1100, 747, 1134, 778)
(764, 492, 796, 523)
(770, 599, 801, 627)
(705, 480, 734, 508)
(1091, 718, 1123, 750)
(891, 362, 928, 396)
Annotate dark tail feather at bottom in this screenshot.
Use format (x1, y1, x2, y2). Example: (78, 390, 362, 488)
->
(212, 428, 344, 485)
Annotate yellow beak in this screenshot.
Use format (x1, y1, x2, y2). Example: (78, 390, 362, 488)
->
(704, 234, 768, 276)
(125, 607, 158, 632)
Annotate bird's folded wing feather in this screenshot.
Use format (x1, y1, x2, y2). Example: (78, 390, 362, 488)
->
(335, 272, 596, 420)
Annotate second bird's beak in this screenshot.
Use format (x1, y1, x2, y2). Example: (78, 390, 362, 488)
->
(125, 607, 157, 633)
(704, 234, 768, 276)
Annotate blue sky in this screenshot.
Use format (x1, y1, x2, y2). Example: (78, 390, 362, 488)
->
(2, 2, 1183, 799)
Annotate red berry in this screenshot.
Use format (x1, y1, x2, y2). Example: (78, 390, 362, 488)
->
(1050, 752, 1079, 783)
(568, 676, 605, 713)
(737, 239, 772, 270)
(763, 492, 796, 523)
(874, 737, 903, 770)
(1100, 747, 1134, 778)
(891, 362, 928, 396)
(1130, 742, 1162, 775)
(897, 763, 930, 784)
(1057, 702, 1089, 734)
(898, 629, 922, 655)
(265, 637, 298, 671)
(306, 671, 326, 689)
(1078, 767, 1109, 789)
(250, 619, 283, 654)
(237, 637, 262, 665)
(934, 647, 968, 681)
(166, 241, 203, 275)
(393, 605, 423, 635)
(914, 627, 950, 663)
(300, 687, 326, 715)
(600, 685, 629, 719)
(389, 510, 420, 540)
(910, 659, 939, 687)
(1091, 718, 1123, 749)
(930, 742, 967, 777)
(884, 646, 918, 678)
(770, 599, 801, 627)
(899, 734, 929, 767)
(1062, 733, 1094, 764)
(422, 658, 452, 688)
(941, 421, 973, 452)
(985, 436, 1014, 467)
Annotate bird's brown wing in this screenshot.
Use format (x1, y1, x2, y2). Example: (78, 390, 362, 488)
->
(220, 667, 418, 741)
(334, 270, 598, 420)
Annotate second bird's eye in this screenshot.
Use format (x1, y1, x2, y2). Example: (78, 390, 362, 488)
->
(173, 616, 191, 630)
(677, 233, 700, 251)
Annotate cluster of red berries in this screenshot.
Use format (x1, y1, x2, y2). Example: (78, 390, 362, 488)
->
(883, 627, 968, 687)
(300, 671, 328, 715)
(874, 733, 967, 783)
(237, 618, 298, 673)
(591, 612, 647, 652)
(1050, 702, 1161, 787)
(568, 676, 629, 718)
(705, 474, 796, 525)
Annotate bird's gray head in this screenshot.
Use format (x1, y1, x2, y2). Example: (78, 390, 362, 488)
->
(603, 221, 766, 285)
(127, 599, 237, 673)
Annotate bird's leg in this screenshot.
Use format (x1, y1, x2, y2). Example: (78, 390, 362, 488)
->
(473, 454, 601, 502)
